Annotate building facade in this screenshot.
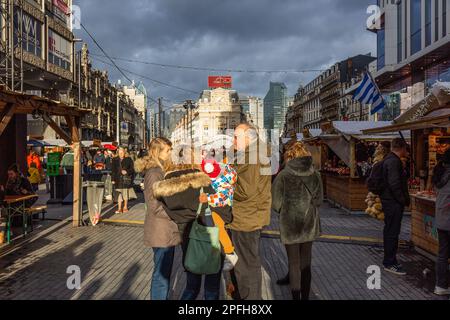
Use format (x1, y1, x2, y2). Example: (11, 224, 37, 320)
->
(0, 0, 76, 180)
(240, 96, 264, 130)
(123, 81, 148, 146)
(264, 82, 289, 132)
(373, 0, 450, 115)
(291, 54, 376, 131)
(171, 88, 243, 145)
(28, 43, 146, 149)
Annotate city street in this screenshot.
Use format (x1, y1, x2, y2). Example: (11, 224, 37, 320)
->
(0, 0, 449, 307)
(0, 196, 443, 300)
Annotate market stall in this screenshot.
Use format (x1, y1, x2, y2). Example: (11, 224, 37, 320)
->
(363, 82, 450, 256)
(318, 121, 409, 212)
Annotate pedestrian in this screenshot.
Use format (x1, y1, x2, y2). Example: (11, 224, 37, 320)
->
(432, 148, 450, 296)
(60, 147, 74, 175)
(380, 138, 410, 276)
(272, 142, 323, 300)
(200, 152, 238, 271)
(5, 164, 38, 208)
(28, 162, 41, 193)
(153, 146, 231, 300)
(111, 147, 136, 214)
(27, 149, 42, 173)
(135, 137, 180, 300)
(104, 150, 113, 171)
(93, 149, 106, 171)
(228, 123, 272, 300)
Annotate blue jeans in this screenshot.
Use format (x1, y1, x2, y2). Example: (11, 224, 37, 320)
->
(151, 247, 175, 300)
(181, 271, 222, 300)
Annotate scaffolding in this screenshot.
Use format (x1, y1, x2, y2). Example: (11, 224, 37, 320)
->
(0, 0, 24, 93)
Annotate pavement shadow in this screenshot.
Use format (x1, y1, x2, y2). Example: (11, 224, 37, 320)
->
(104, 263, 141, 300)
(0, 236, 103, 300)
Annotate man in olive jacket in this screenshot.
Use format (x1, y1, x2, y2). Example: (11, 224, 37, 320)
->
(229, 123, 272, 300)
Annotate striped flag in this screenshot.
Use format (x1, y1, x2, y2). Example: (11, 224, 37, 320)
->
(353, 73, 386, 115)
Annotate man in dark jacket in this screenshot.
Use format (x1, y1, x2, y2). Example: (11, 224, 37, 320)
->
(380, 138, 410, 276)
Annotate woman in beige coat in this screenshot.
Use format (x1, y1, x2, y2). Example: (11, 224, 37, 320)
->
(135, 137, 180, 300)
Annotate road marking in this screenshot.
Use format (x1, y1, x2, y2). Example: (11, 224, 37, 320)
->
(102, 219, 144, 226)
(261, 230, 409, 245)
(100, 221, 408, 246)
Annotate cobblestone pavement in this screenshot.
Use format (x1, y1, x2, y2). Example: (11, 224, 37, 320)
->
(0, 200, 445, 300)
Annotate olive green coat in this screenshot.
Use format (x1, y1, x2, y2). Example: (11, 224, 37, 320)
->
(272, 157, 323, 245)
(229, 142, 272, 232)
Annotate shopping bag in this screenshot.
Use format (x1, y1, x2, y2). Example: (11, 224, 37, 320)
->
(184, 189, 222, 275)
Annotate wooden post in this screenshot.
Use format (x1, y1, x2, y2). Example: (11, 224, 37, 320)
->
(350, 138, 356, 179)
(67, 116, 82, 227)
(43, 114, 72, 145)
(0, 103, 16, 138)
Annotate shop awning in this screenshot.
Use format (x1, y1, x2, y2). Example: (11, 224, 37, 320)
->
(27, 139, 51, 147)
(282, 129, 322, 144)
(320, 134, 351, 167)
(362, 111, 450, 134)
(43, 139, 69, 147)
(362, 82, 450, 134)
(322, 121, 410, 141)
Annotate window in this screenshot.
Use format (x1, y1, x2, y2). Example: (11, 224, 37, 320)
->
(436, 0, 440, 41)
(397, 1, 403, 62)
(410, 0, 422, 55)
(443, 0, 447, 37)
(377, 15, 386, 70)
(425, 0, 432, 46)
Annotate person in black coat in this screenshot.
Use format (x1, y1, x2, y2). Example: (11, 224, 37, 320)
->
(153, 148, 232, 301)
(380, 138, 410, 275)
(111, 147, 136, 213)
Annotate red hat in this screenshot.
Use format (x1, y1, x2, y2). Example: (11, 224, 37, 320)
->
(201, 159, 221, 179)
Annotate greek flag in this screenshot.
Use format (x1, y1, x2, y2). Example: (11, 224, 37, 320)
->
(353, 73, 386, 115)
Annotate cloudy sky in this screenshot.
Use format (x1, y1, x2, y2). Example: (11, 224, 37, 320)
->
(74, 0, 377, 109)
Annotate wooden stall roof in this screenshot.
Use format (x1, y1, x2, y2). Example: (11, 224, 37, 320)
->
(319, 121, 410, 142)
(362, 112, 450, 134)
(0, 86, 89, 118)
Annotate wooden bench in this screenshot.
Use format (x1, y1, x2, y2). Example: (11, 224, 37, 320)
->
(24, 206, 48, 232)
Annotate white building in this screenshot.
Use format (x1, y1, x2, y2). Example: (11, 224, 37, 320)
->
(123, 81, 148, 120)
(240, 96, 264, 130)
(171, 88, 243, 146)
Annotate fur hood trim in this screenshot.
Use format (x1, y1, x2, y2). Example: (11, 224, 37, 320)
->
(153, 171, 211, 198)
(134, 156, 162, 173)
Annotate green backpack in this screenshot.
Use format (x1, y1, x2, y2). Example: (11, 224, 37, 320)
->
(184, 188, 222, 275)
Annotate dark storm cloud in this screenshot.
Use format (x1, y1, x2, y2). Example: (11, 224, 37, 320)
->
(74, 0, 376, 106)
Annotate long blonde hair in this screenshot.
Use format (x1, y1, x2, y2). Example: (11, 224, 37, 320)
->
(148, 138, 173, 171)
(284, 141, 312, 163)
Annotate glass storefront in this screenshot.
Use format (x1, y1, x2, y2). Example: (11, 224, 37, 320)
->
(425, 61, 450, 93)
(48, 29, 71, 70)
(13, 8, 43, 58)
(411, 0, 422, 56)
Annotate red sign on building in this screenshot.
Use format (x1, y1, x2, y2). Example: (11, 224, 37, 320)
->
(53, 0, 69, 15)
(208, 76, 233, 89)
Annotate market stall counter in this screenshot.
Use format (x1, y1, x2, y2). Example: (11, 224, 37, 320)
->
(411, 193, 439, 255)
(319, 121, 410, 212)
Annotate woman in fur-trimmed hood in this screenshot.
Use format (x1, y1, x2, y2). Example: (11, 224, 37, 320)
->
(134, 137, 180, 301)
(153, 146, 232, 301)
